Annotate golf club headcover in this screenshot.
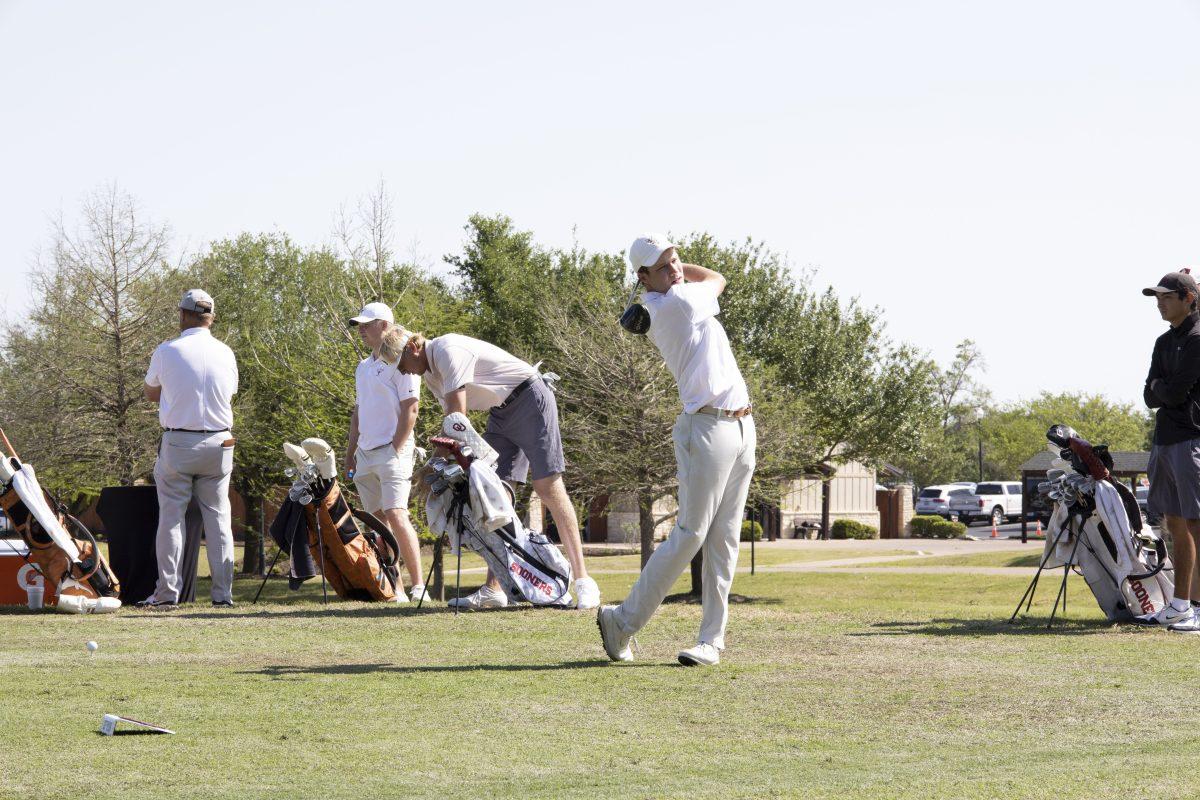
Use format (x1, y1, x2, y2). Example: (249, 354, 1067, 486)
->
(283, 442, 311, 471)
(443, 413, 499, 466)
(301, 438, 337, 479)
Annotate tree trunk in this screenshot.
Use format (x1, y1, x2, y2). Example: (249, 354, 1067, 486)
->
(821, 478, 832, 540)
(241, 494, 263, 575)
(690, 551, 703, 596)
(429, 537, 445, 600)
(638, 489, 656, 568)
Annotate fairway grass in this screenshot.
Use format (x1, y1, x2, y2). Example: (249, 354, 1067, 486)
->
(3, 557, 1198, 799)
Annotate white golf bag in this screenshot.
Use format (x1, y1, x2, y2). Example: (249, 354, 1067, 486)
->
(1015, 424, 1172, 625)
(420, 436, 572, 607)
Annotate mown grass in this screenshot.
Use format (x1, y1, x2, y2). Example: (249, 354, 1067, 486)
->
(851, 549, 1046, 569)
(3, 553, 1198, 800)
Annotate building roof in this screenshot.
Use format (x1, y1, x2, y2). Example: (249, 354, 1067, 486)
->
(1019, 449, 1149, 475)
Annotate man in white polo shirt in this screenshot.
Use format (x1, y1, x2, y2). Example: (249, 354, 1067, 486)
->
(346, 302, 427, 603)
(141, 289, 239, 608)
(393, 330, 601, 609)
(597, 234, 756, 666)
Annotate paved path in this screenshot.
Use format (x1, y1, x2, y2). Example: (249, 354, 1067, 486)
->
(456, 537, 1048, 577)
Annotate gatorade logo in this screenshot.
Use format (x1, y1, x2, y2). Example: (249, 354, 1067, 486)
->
(17, 564, 44, 590)
(452, 423, 466, 432)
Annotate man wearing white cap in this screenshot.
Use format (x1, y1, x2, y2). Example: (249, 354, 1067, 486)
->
(141, 289, 239, 608)
(346, 302, 427, 603)
(597, 234, 756, 666)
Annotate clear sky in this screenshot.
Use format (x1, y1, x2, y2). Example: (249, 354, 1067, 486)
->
(2, 1, 1197, 408)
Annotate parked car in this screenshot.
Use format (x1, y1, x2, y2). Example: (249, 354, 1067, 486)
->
(1136, 486, 1160, 526)
(916, 485, 976, 519)
(0, 510, 10, 533)
(949, 481, 1023, 526)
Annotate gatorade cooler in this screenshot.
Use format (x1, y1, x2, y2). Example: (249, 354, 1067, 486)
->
(0, 538, 59, 605)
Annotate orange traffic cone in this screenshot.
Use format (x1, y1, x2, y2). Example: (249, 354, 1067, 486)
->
(1035, 520, 1044, 538)
(991, 521, 999, 538)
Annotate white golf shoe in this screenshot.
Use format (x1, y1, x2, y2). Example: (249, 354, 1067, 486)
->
(574, 577, 600, 610)
(1137, 602, 1193, 627)
(392, 588, 410, 604)
(1168, 609, 1200, 633)
(596, 605, 633, 662)
(677, 642, 721, 667)
(448, 585, 509, 610)
(408, 584, 431, 604)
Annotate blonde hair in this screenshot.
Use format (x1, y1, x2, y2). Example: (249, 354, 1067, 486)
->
(378, 327, 426, 365)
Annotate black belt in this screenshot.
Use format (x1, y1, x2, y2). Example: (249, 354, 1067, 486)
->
(165, 428, 229, 434)
(496, 375, 540, 410)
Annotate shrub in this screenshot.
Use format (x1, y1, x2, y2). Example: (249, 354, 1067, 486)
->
(830, 519, 878, 540)
(909, 515, 944, 538)
(930, 519, 968, 539)
(741, 520, 763, 542)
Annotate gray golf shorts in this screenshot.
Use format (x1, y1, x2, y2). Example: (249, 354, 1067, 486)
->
(1147, 437, 1200, 520)
(484, 378, 565, 484)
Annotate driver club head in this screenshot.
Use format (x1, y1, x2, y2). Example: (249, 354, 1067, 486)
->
(619, 282, 651, 334)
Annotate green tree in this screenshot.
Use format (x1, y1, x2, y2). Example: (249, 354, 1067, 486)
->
(981, 392, 1152, 479)
(0, 186, 179, 496)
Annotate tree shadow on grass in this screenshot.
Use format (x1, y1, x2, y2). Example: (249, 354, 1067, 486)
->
(173, 600, 582, 621)
(849, 617, 1128, 638)
(662, 592, 781, 606)
(240, 661, 663, 679)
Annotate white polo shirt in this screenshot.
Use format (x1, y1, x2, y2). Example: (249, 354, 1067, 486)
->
(422, 333, 536, 411)
(145, 327, 239, 431)
(643, 281, 750, 414)
(355, 356, 421, 450)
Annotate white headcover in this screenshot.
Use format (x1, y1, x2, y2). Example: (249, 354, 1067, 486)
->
(0, 455, 17, 483)
(301, 438, 337, 479)
(282, 442, 312, 471)
(442, 413, 498, 466)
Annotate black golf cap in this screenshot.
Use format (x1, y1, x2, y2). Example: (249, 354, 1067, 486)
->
(1143, 270, 1198, 297)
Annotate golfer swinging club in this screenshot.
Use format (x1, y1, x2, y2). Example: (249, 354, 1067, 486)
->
(346, 302, 428, 603)
(598, 234, 756, 666)
(390, 328, 601, 609)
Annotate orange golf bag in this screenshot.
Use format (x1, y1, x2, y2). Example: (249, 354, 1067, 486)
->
(279, 439, 401, 603)
(0, 452, 121, 613)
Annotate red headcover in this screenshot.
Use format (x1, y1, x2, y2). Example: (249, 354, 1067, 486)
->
(1067, 437, 1110, 481)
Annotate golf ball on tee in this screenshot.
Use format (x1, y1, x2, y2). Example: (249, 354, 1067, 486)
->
(86, 641, 98, 653)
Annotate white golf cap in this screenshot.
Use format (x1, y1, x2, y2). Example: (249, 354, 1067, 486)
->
(179, 289, 214, 313)
(348, 302, 394, 326)
(627, 233, 675, 270)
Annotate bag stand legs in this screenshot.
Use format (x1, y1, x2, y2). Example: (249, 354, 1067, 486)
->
(251, 546, 286, 605)
(1010, 517, 1081, 628)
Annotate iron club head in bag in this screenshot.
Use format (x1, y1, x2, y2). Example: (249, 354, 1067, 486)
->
(619, 282, 650, 335)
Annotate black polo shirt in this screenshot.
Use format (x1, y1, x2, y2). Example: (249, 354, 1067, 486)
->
(1145, 311, 1200, 445)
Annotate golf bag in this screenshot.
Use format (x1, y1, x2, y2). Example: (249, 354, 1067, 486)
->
(420, 436, 572, 606)
(0, 454, 121, 613)
(1015, 425, 1172, 624)
(280, 439, 401, 602)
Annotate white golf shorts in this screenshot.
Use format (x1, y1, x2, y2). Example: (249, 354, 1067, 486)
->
(353, 439, 415, 514)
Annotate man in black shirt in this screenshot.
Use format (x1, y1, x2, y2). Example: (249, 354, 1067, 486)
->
(1142, 270, 1200, 631)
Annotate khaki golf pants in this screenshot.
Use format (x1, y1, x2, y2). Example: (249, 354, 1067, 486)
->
(613, 412, 756, 649)
(153, 430, 235, 603)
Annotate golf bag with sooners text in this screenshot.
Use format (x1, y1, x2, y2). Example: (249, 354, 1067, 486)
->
(1013, 425, 1172, 625)
(419, 436, 572, 607)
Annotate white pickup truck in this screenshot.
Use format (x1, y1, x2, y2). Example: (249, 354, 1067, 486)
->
(949, 481, 1023, 527)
